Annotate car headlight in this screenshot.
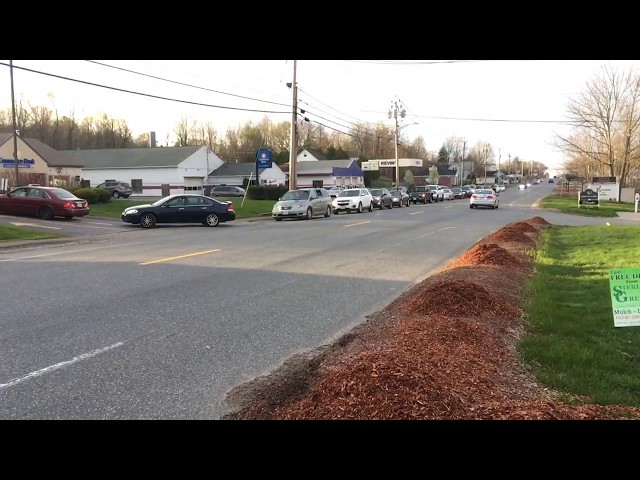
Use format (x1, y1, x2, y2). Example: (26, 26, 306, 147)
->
(124, 209, 138, 215)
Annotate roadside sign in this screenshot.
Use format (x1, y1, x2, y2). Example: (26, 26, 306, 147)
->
(609, 268, 640, 327)
(256, 149, 273, 169)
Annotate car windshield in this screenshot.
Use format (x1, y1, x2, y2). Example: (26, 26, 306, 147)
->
(49, 188, 77, 199)
(390, 191, 402, 196)
(281, 190, 309, 201)
(370, 189, 382, 196)
(340, 190, 360, 197)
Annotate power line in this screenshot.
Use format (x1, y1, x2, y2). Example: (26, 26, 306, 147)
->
(360, 109, 577, 124)
(0, 62, 291, 115)
(85, 60, 291, 108)
(298, 86, 376, 125)
(342, 60, 495, 65)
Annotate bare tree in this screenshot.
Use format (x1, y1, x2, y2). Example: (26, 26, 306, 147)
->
(555, 64, 640, 192)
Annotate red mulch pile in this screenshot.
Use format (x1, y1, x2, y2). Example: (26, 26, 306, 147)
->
(398, 279, 523, 319)
(223, 216, 640, 420)
(528, 216, 552, 226)
(506, 221, 537, 233)
(486, 226, 535, 245)
(448, 243, 523, 268)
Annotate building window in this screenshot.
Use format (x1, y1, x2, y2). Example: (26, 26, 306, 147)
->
(131, 179, 143, 193)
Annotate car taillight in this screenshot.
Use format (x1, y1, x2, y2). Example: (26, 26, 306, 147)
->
(63, 201, 74, 208)
(227, 203, 234, 211)
(471, 195, 477, 199)
(487, 195, 493, 199)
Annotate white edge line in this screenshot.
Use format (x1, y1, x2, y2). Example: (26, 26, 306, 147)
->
(0, 242, 145, 262)
(0, 341, 124, 389)
(415, 226, 455, 239)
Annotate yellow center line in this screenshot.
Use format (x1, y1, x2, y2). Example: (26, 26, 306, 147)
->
(140, 249, 221, 265)
(409, 211, 423, 215)
(344, 221, 371, 228)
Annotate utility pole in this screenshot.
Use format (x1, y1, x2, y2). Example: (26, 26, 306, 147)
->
(498, 148, 501, 184)
(288, 60, 298, 190)
(508, 153, 511, 176)
(461, 138, 467, 186)
(483, 144, 490, 185)
(388, 97, 406, 189)
(10, 60, 19, 187)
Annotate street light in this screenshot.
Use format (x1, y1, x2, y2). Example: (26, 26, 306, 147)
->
(388, 98, 406, 189)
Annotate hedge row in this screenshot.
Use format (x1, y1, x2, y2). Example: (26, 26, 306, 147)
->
(67, 187, 112, 204)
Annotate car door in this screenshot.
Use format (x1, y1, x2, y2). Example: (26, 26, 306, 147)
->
(158, 196, 186, 223)
(24, 187, 49, 217)
(315, 189, 329, 214)
(3, 187, 29, 215)
(185, 196, 207, 222)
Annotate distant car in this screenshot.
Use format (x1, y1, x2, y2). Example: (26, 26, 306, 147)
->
(548, 178, 554, 183)
(440, 188, 455, 201)
(0, 185, 89, 220)
(96, 180, 132, 199)
(409, 186, 432, 204)
(450, 187, 465, 199)
(210, 185, 246, 197)
(272, 188, 332, 221)
(426, 185, 444, 202)
(369, 188, 393, 209)
(332, 188, 374, 214)
(460, 185, 473, 198)
(518, 184, 527, 190)
(389, 189, 410, 207)
(121, 194, 235, 228)
(324, 187, 342, 198)
(469, 189, 499, 209)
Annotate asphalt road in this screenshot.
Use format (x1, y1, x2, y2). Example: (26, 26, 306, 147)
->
(0, 183, 636, 419)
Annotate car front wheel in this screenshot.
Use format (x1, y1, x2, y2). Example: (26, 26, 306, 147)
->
(368, 202, 373, 212)
(140, 213, 156, 228)
(324, 206, 331, 217)
(306, 207, 313, 220)
(112, 191, 120, 198)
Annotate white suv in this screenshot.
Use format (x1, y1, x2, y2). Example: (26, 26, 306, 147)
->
(426, 185, 445, 202)
(332, 188, 374, 214)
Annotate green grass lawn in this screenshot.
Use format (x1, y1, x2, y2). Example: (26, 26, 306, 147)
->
(521, 225, 640, 408)
(88, 198, 276, 220)
(0, 224, 67, 241)
(538, 194, 636, 217)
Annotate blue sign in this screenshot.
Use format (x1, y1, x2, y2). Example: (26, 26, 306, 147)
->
(256, 149, 273, 169)
(1, 158, 35, 168)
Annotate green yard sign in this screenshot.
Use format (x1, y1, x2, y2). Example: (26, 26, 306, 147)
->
(609, 268, 640, 327)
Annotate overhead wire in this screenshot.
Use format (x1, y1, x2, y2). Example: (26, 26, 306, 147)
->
(0, 62, 291, 115)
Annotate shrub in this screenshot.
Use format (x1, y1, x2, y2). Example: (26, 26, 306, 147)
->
(93, 188, 112, 203)
(247, 185, 288, 200)
(74, 187, 99, 204)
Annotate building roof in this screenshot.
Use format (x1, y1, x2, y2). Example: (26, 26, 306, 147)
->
(0, 133, 84, 168)
(297, 159, 355, 173)
(299, 148, 327, 161)
(62, 146, 203, 169)
(209, 162, 267, 177)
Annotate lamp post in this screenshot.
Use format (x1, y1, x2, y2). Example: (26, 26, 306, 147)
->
(287, 60, 298, 191)
(482, 144, 490, 185)
(388, 97, 406, 189)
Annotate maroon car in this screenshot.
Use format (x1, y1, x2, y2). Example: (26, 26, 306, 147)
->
(0, 185, 89, 220)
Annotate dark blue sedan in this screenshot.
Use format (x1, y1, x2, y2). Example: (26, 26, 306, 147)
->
(121, 194, 236, 228)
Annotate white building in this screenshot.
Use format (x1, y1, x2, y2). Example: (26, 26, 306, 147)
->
(64, 146, 223, 197)
(283, 149, 364, 187)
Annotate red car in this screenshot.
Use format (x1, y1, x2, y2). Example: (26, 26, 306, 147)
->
(0, 185, 89, 220)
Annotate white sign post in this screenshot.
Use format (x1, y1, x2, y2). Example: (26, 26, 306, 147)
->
(635, 192, 639, 213)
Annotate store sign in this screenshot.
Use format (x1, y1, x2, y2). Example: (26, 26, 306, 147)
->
(593, 183, 619, 201)
(1, 158, 35, 168)
(609, 268, 640, 327)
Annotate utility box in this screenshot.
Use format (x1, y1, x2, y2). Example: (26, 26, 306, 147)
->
(161, 184, 170, 196)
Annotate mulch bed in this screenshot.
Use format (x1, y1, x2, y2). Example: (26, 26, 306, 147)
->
(223, 217, 640, 420)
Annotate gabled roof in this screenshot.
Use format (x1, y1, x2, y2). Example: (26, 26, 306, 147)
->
(0, 133, 84, 167)
(62, 146, 203, 169)
(209, 162, 266, 177)
(299, 148, 327, 161)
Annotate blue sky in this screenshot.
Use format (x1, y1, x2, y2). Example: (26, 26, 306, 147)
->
(2, 60, 640, 170)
